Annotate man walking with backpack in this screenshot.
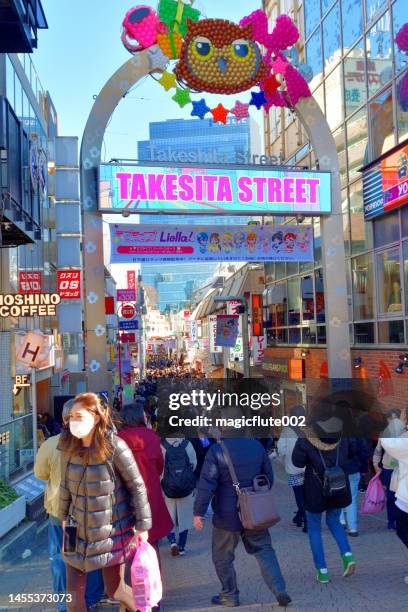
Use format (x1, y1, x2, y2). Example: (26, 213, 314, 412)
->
(193, 435, 291, 608)
(162, 435, 197, 556)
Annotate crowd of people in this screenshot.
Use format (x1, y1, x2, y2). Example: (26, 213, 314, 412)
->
(33, 369, 408, 611)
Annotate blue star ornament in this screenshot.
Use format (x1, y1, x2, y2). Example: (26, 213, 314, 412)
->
(191, 98, 211, 120)
(249, 90, 268, 110)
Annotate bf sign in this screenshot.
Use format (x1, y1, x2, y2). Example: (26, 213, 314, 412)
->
(16, 332, 46, 367)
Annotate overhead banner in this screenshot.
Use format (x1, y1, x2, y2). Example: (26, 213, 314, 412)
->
(100, 163, 331, 216)
(110, 224, 314, 264)
(363, 142, 408, 220)
(216, 315, 239, 348)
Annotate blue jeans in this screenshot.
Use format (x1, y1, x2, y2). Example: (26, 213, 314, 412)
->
(381, 468, 397, 525)
(167, 529, 188, 550)
(306, 509, 351, 570)
(212, 527, 286, 600)
(340, 472, 360, 531)
(48, 517, 104, 611)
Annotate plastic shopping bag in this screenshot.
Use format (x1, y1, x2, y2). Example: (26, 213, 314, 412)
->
(360, 472, 386, 515)
(131, 541, 162, 612)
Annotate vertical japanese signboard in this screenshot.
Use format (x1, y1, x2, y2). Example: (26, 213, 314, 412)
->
(19, 272, 42, 294)
(58, 271, 81, 299)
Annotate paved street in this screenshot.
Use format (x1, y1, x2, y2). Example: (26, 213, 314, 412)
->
(1, 465, 408, 612)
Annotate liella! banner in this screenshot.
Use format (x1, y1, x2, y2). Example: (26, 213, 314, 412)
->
(110, 224, 314, 264)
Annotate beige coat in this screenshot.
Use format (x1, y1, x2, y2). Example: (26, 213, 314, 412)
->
(161, 439, 197, 533)
(34, 434, 62, 518)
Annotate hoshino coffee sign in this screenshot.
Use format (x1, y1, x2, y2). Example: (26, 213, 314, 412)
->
(0, 293, 61, 317)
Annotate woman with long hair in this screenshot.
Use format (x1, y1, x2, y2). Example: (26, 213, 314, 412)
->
(58, 392, 152, 612)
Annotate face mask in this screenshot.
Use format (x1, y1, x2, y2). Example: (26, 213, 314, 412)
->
(69, 413, 95, 439)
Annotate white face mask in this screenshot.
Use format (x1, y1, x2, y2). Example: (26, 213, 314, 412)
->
(69, 413, 95, 439)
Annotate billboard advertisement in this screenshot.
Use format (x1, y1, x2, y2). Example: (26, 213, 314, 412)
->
(100, 163, 331, 216)
(363, 142, 408, 220)
(110, 224, 314, 264)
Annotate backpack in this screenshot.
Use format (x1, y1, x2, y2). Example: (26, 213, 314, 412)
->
(318, 444, 348, 498)
(162, 440, 195, 499)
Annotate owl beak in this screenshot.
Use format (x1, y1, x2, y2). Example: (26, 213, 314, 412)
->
(218, 57, 228, 74)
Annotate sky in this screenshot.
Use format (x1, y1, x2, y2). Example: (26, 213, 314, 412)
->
(33, 0, 262, 160)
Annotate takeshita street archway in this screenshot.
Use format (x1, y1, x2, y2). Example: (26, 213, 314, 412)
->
(81, 6, 351, 394)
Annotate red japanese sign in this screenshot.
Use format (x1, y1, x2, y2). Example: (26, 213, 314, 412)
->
(121, 303, 136, 319)
(19, 271, 42, 294)
(58, 270, 81, 299)
(120, 333, 136, 343)
(127, 270, 136, 289)
(252, 294, 263, 337)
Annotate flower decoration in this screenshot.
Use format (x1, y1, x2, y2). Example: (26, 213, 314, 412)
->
(84, 241, 97, 254)
(95, 324, 106, 337)
(89, 360, 101, 373)
(87, 292, 99, 305)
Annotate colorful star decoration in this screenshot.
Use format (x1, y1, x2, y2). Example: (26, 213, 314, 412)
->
(172, 87, 192, 108)
(249, 90, 268, 110)
(191, 98, 211, 120)
(210, 103, 230, 124)
(159, 71, 177, 91)
(230, 101, 250, 121)
(261, 73, 281, 95)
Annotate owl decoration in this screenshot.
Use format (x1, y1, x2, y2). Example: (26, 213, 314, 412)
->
(174, 18, 268, 94)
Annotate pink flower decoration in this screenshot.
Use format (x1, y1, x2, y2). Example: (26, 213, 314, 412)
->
(230, 101, 250, 121)
(395, 24, 408, 52)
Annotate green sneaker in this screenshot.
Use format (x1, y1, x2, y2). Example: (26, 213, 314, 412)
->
(342, 553, 356, 577)
(316, 568, 330, 584)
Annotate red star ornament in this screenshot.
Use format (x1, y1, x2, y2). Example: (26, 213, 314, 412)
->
(210, 103, 230, 124)
(262, 73, 281, 95)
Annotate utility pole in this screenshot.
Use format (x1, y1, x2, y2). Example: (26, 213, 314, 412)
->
(214, 296, 250, 378)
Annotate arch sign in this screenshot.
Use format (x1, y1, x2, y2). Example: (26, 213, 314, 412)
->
(81, 2, 351, 392)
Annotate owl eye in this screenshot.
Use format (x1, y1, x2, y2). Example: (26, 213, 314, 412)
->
(231, 39, 253, 62)
(192, 36, 214, 61)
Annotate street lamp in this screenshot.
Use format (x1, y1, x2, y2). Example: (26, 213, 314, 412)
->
(213, 295, 250, 379)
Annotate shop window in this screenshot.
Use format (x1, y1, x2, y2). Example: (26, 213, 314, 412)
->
(302, 275, 315, 321)
(323, 3, 341, 72)
(378, 320, 405, 343)
(366, 12, 392, 98)
(369, 86, 395, 160)
(306, 28, 323, 87)
(270, 282, 288, 327)
(346, 109, 369, 180)
(350, 180, 373, 254)
(7, 105, 22, 207)
(343, 54, 367, 117)
(392, 0, 408, 74)
(317, 326, 327, 344)
(342, 0, 363, 51)
(289, 328, 301, 344)
(315, 269, 326, 323)
(288, 277, 301, 324)
(352, 254, 374, 319)
(354, 321, 375, 343)
(322, 0, 335, 14)
(302, 325, 317, 344)
(396, 72, 408, 144)
(403, 242, 408, 314)
(304, 0, 321, 39)
(325, 66, 343, 128)
(373, 211, 399, 248)
(275, 262, 286, 280)
(286, 262, 298, 276)
(376, 247, 402, 315)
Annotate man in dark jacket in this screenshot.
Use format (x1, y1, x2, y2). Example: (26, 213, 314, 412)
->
(193, 437, 291, 608)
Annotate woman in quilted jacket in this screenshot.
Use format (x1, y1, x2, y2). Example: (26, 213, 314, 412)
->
(58, 392, 152, 612)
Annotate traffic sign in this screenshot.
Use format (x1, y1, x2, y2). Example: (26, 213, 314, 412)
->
(120, 303, 136, 319)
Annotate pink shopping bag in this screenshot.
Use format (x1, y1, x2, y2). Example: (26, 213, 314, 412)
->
(360, 472, 386, 515)
(131, 541, 162, 612)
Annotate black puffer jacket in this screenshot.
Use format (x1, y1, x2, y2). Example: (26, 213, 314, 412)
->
(58, 434, 151, 572)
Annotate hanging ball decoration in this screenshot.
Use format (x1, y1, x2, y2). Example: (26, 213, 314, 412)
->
(157, 31, 183, 58)
(121, 5, 166, 53)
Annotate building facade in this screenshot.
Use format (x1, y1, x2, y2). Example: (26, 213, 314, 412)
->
(137, 116, 261, 311)
(263, 0, 408, 407)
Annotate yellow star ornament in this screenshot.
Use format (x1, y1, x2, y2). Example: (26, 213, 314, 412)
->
(159, 71, 177, 91)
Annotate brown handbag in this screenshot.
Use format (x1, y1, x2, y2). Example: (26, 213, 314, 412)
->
(220, 441, 281, 531)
